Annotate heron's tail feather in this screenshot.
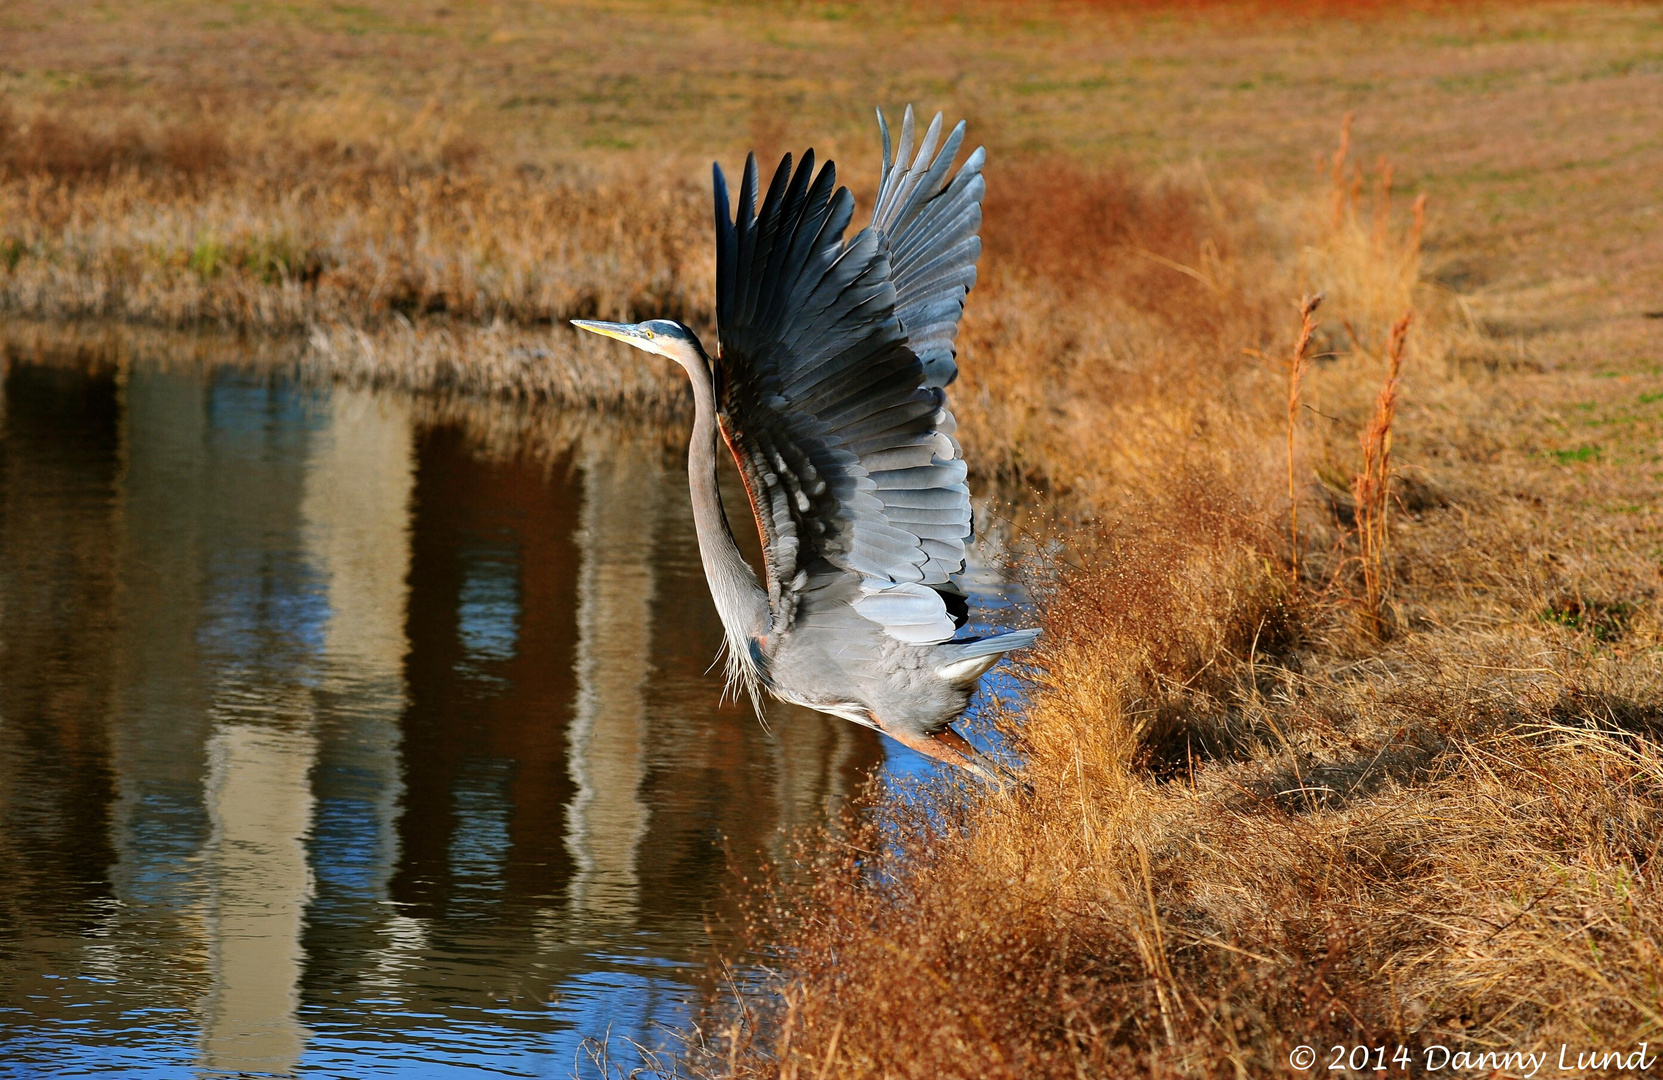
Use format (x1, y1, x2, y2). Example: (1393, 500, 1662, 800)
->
(934, 628, 1041, 684)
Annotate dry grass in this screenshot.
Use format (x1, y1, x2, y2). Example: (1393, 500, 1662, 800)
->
(1286, 293, 1325, 593)
(1354, 311, 1412, 637)
(0, 134, 710, 329)
(696, 541, 1663, 1074)
(669, 118, 1663, 1080)
(706, 672, 1663, 1078)
(3, 2, 1663, 1076)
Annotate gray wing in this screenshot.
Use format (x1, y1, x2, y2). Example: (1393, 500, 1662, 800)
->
(713, 147, 966, 645)
(869, 107, 986, 604)
(872, 106, 986, 390)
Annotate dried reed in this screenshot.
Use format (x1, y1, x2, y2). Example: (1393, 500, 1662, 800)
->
(1352, 311, 1411, 636)
(1285, 293, 1323, 591)
(1370, 156, 1395, 251)
(1328, 111, 1354, 230)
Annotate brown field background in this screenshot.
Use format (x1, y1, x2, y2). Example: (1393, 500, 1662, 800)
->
(3, 0, 1662, 1076)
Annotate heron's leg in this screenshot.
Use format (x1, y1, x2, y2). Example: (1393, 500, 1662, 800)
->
(931, 726, 985, 763)
(935, 728, 1021, 790)
(878, 723, 999, 784)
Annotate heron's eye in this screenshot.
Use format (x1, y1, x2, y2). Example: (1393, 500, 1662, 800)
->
(643, 329, 655, 339)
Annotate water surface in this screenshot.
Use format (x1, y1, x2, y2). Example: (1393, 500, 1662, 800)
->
(0, 350, 995, 1077)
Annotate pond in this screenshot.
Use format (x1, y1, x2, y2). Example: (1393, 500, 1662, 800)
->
(0, 345, 1019, 1078)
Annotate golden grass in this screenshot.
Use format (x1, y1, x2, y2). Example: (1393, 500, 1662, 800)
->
(0, 146, 710, 329)
(3, 2, 1663, 1075)
(670, 118, 1663, 1079)
(1286, 293, 1324, 593)
(1354, 311, 1412, 637)
(699, 564, 1663, 1074)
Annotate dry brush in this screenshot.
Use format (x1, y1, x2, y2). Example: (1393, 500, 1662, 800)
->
(1, 84, 1658, 1080)
(675, 124, 1663, 1080)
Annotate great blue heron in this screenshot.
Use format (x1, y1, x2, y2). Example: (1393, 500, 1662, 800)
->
(573, 107, 1039, 779)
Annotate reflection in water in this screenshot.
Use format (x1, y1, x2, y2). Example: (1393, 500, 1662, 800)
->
(0, 351, 891, 1076)
(291, 386, 415, 1075)
(200, 721, 315, 1075)
(566, 440, 661, 920)
(195, 372, 330, 1077)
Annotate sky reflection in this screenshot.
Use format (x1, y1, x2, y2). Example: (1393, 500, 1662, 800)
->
(0, 355, 890, 1078)
(0, 356, 898, 1078)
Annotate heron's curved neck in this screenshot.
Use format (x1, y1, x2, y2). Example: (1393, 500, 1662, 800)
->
(683, 340, 769, 646)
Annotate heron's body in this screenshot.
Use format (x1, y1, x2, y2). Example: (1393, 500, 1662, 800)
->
(575, 107, 1038, 778)
(767, 606, 989, 734)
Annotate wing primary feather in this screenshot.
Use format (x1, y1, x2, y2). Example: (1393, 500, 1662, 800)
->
(877, 107, 893, 186)
(775, 162, 841, 321)
(731, 154, 761, 334)
(713, 164, 738, 337)
(756, 153, 818, 338)
(742, 153, 795, 329)
(890, 105, 916, 202)
(884, 112, 944, 228)
(886, 118, 963, 234)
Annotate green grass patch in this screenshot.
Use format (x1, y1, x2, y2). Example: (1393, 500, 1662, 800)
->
(187, 234, 225, 280)
(1550, 444, 1601, 464)
(1541, 597, 1636, 642)
(238, 234, 310, 284)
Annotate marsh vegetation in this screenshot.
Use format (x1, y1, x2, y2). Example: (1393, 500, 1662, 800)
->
(2, 0, 1661, 1075)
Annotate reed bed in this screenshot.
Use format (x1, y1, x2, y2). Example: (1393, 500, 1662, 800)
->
(0, 116, 709, 324)
(668, 128, 1663, 1079)
(3, 3, 1662, 1075)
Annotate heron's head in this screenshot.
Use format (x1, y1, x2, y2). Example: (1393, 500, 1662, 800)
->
(570, 318, 705, 371)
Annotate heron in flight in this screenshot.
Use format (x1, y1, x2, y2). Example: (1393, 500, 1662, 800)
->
(573, 107, 1038, 779)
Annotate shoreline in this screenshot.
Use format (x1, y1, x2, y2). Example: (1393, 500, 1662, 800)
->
(0, 314, 694, 418)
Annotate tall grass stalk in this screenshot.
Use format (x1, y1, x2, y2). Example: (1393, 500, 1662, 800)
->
(1353, 310, 1411, 636)
(1328, 111, 1354, 230)
(1285, 292, 1323, 592)
(1370, 157, 1395, 252)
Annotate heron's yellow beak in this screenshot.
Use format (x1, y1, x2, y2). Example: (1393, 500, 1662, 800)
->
(571, 319, 656, 352)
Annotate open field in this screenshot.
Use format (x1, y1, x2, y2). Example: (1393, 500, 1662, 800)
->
(3, 0, 1663, 1076)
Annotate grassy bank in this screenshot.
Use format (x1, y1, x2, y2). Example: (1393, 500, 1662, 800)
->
(688, 132, 1663, 1075)
(3, 1, 1663, 1075)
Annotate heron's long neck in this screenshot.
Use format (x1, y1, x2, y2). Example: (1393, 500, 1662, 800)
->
(684, 346, 770, 647)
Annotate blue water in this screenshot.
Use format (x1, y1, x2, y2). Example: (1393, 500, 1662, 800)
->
(0, 353, 1021, 1078)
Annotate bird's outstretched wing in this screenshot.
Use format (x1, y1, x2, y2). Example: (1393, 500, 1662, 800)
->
(869, 107, 986, 606)
(713, 116, 984, 646)
(872, 105, 986, 391)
